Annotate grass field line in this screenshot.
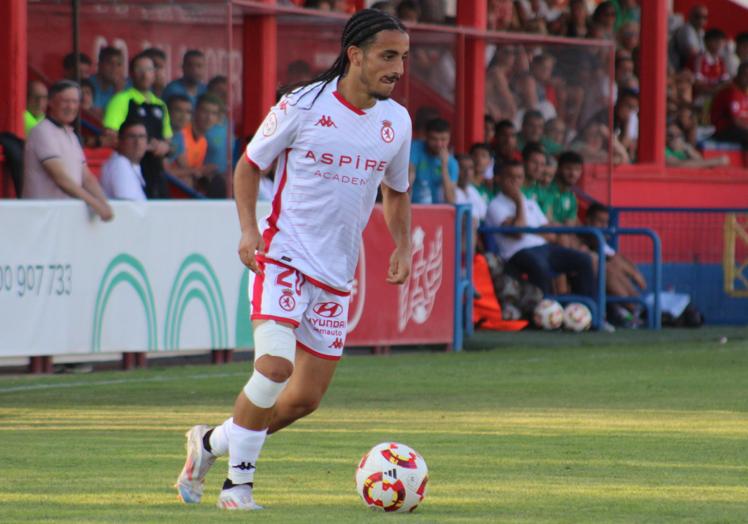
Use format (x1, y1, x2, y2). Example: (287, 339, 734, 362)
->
(0, 371, 247, 394)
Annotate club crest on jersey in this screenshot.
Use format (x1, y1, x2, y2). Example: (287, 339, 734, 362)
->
(279, 290, 296, 311)
(262, 112, 278, 137)
(381, 120, 395, 143)
(315, 115, 337, 128)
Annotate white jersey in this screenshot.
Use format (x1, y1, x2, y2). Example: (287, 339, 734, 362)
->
(245, 78, 411, 292)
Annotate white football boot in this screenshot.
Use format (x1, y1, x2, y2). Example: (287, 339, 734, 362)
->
(216, 484, 263, 510)
(175, 425, 217, 503)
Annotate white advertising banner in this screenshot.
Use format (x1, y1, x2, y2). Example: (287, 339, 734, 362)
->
(0, 201, 271, 357)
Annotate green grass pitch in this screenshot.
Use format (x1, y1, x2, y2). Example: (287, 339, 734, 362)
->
(1, 327, 747, 522)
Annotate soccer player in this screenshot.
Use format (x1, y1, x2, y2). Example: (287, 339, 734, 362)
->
(175, 9, 412, 510)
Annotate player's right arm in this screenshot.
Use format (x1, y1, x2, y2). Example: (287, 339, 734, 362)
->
(235, 156, 264, 274)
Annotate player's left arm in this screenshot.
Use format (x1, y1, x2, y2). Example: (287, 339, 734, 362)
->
(382, 184, 411, 285)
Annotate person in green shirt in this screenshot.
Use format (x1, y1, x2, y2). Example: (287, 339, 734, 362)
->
(469, 142, 494, 203)
(520, 142, 554, 215)
(24, 81, 48, 136)
(104, 52, 172, 198)
(548, 151, 583, 226)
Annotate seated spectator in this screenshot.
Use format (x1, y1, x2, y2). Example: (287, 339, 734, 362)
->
(673, 103, 698, 146)
(669, 4, 707, 71)
(571, 121, 630, 164)
(485, 160, 595, 298)
(24, 80, 47, 137)
(409, 118, 458, 204)
(204, 76, 233, 177)
(370, 1, 396, 16)
(521, 142, 551, 213)
(530, 53, 558, 109)
(666, 124, 728, 167)
(548, 151, 582, 226)
(484, 114, 496, 144)
(692, 29, 730, 99)
(485, 47, 518, 122)
(162, 50, 207, 108)
(170, 94, 225, 197)
(616, 21, 640, 55)
(493, 119, 522, 172)
(615, 55, 639, 92)
(710, 62, 748, 148)
(104, 52, 172, 198)
(514, 72, 557, 127)
(582, 202, 646, 326)
(727, 32, 748, 77)
(101, 120, 148, 201)
(167, 94, 193, 134)
(396, 0, 420, 23)
(517, 110, 545, 151)
(487, 0, 521, 31)
(23, 80, 112, 220)
(469, 142, 494, 198)
(565, 0, 589, 38)
(142, 47, 168, 98)
(62, 52, 92, 81)
(90, 46, 125, 113)
(455, 154, 487, 228)
(542, 117, 566, 156)
(591, 1, 616, 40)
(412, 105, 440, 141)
(78, 78, 104, 148)
(614, 89, 639, 161)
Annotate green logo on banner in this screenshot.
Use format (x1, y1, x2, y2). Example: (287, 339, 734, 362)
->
(91, 254, 157, 352)
(164, 253, 228, 350)
(235, 268, 254, 348)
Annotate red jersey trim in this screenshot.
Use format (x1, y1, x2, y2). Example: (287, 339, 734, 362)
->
(297, 340, 342, 360)
(257, 255, 351, 297)
(245, 151, 262, 172)
(333, 90, 366, 116)
(261, 149, 290, 250)
(251, 314, 300, 328)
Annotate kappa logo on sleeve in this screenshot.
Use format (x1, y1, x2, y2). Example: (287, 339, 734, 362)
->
(262, 112, 278, 137)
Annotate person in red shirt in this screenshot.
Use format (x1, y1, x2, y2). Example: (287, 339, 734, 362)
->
(710, 62, 748, 148)
(692, 28, 730, 98)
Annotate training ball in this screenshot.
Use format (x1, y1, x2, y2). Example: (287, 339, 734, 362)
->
(355, 442, 429, 513)
(563, 302, 592, 332)
(533, 299, 564, 330)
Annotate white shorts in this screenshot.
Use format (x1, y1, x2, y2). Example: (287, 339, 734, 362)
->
(249, 257, 350, 360)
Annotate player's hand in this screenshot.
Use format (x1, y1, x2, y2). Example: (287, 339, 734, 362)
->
(238, 227, 265, 275)
(387, 246, 411, 285)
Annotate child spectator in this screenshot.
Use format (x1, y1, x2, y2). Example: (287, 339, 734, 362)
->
(521, 142, 552, 214)
(666, 124, 728, 167)
(692, 29, 730, 98)
(469, 142, 494, 202)
(409, 118, 458, 204)
(614, 89, 639, 161)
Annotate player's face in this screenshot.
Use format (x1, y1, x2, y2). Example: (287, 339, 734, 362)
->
(359, 30, 409, 100)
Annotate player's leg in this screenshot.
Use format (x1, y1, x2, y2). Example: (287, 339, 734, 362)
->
(268, 347, 339, 434)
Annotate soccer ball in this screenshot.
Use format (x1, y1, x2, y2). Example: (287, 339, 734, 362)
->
(563, 302, 592, 332)
(355, 442, 429, 513)
(533, 299, 564, 330)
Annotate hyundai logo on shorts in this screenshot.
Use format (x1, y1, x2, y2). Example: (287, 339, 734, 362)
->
(313, 302, 343, 318)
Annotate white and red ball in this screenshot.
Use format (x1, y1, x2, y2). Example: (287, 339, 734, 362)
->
(355, 442, 429, 513)
(563, 302, 592, 332)
(533, 299, 564, 330)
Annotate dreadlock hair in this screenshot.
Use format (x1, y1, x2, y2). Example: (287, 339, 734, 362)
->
(279, 8, 406, 108)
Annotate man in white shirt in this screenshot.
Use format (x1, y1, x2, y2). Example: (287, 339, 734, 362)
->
(485, 160, 595, 298)
(175, 9, 413, 510)
(101, 120, 148, 201)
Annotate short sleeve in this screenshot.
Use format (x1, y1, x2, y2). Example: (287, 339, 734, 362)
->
(409, 139, 422, 166)
(383, 119, 412, 193)
(161, 100, 173, 139)
(245, 96, 303, 170)
(30, 124, 61, 164)
(103, 92, 129, 131)
(485, 197, 514, 227)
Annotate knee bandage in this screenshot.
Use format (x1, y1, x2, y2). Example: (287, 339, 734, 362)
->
(243, 321, 296, 408)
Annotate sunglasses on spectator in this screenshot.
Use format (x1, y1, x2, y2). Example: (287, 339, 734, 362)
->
(124, 133, 148, 140)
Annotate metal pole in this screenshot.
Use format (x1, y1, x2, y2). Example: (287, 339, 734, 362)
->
(72, 0, 81, 137)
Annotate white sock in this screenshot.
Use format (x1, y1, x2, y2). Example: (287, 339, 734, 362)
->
(208, 418, 232, 457)
(227, 422, 267, 485)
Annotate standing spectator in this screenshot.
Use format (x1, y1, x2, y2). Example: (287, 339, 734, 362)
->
(485, 160, 595, 298)
(23, 80, 112, 220)
(542, 117, 566, 156)
(692, 29, 730, 98)
(90, 46, 125, 112)
(204, 76, 233, 177)
(710, 62, 748, 148)
(143, 47, 168, 98)
(485, 46, 518, 122)
(517, 110, 545, 151)
(24, 81, 47, 136)
(669, 4, 708, 71)
(101, 120, 148, 201)
(62, 52, 92, 81)
(409, 118, 458, 204)
(104, 52, 173, 198)
(162, 50, 207, 107)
